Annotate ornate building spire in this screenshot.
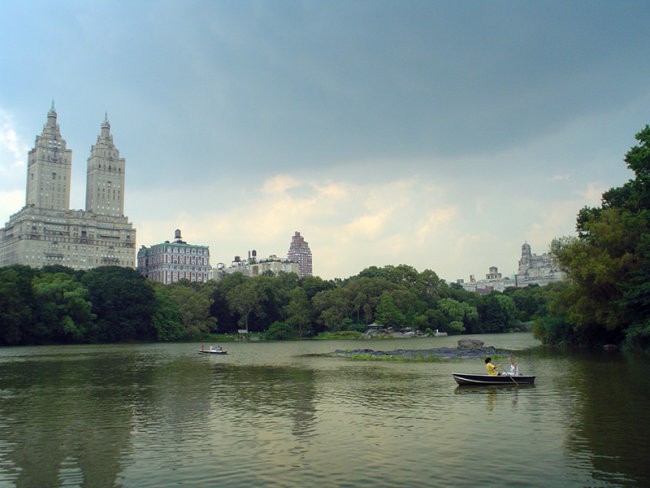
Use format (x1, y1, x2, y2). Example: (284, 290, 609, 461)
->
(26, 104, 72, 209)
(85, 114, 124, 216)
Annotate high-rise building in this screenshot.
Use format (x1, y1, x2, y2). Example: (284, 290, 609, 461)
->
(85, 114, 126, 217)
(137, 229, 211, 284)
(515, 242, 566, 287)
(287, 231, 312, 277)
(0, 105, 136, 269)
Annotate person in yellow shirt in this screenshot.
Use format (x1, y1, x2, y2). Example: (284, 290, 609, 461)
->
(485, 357, 500, 376)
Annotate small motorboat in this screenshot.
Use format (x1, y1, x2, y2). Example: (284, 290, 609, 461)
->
(198, 348, 227, 355)
(452, 373, 535, 386)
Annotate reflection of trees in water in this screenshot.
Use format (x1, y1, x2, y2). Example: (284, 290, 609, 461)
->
(0, 352, 214, 488)
(210, 365, 317, 440)
(0, 355, 138, 487)
(564, 352, 650, 486)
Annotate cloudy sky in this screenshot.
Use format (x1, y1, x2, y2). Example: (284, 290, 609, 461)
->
(1, 1, 649, 281)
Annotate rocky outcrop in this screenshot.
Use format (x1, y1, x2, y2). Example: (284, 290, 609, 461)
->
(326, 343, 512, 360)
(457, 339, 485, 349)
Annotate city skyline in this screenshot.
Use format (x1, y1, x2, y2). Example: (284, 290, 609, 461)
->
(1, 1, 649, 281)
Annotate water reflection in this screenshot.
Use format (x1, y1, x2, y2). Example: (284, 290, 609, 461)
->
(209, 364, 317, 441)
(0, 338, 649, 487)
(453, 384, 534, 412)
(561, 351, 650, 486)
(0, 353, 138, 488)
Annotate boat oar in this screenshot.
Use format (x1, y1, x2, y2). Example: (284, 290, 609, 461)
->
(502, 370, 519, 386)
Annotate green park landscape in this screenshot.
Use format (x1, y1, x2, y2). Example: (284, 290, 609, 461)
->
(1, 126, 648, 352)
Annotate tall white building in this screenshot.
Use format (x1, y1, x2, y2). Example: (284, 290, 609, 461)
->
(0, 105, 136, 269)
(137, 230, 211, 284)
(515, 242, 566, 287)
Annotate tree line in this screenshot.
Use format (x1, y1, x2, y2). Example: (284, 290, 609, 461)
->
(0, 262, 555, 346)
(534, 125, 650, 351)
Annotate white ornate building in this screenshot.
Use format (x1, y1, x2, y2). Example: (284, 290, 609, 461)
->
(515, 242, 566, 287)
(0, 106, 136, 269)
(137, 229, 211, 284)
(457, 243, 566, 293)
(458, 266, 515, 294)
(214, 251, 299, 280)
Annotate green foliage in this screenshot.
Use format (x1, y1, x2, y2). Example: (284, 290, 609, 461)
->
(542, 125, 650, 349)
(151, 285, 183, 341)
(0, 259, 568, 346)
(375, 292, 405, 327)
(33, 272, 95, 342)
(0, 266, 37, 345)
(165, 281, 216, 338)
(82, 266, 157, 342)
(477, 294, 517, 333)
(437, 297, 477, 333)
(264, 321, 297, 340)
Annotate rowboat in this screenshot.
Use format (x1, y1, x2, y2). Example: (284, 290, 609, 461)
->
(452, 373, 535, 385)
(198, 349, 227, 355)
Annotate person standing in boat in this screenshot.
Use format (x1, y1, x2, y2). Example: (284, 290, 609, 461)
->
(485, 357, 500, 376)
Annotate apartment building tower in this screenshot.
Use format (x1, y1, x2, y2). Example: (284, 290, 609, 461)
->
(287, 231, 312, 277)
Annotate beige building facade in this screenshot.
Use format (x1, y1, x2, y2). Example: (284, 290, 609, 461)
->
(214, 252, 299, 280)
(0, 106, 136, 269)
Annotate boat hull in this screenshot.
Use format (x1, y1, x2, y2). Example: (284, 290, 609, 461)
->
(198, 350, 227, 355)
(452, 373, 535, 385)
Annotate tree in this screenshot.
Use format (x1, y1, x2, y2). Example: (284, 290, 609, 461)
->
(33, 272, 95, 343)
(165, 281, 216, 338)
(545, 125, 650, 348)
(375, 292, 405, 328)
(284, 287, 313, 338)
(151, 285, 183, 341)
(437, 298, 477, 333)
(312, 287, 350, 332)
(0, 266, 37, 345)
(225, 278, 268, 332)
(478, 294, 517, 333)
(82, 266, 157, 342)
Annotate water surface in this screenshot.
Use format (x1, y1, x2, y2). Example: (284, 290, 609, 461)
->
(0, 334, 648, 487)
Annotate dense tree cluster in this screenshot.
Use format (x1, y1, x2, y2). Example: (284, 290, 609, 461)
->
(535, 126, 650, 350)
(0, 263, 554, 346)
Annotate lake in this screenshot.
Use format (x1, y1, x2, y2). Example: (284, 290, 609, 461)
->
(0, 333, 648, 487)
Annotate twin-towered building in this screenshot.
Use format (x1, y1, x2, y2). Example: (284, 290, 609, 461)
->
(0, 105, 136, 269)
(2, 109, 312, 280)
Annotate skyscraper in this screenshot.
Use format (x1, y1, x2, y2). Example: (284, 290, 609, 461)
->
(287, 231, 312, 277)
(26, 103, 72, 210)
(85, 114, 126, 217)
(0, 106, 136, 269)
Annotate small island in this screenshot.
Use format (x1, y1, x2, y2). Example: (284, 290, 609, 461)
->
(323, 339, 516, 361)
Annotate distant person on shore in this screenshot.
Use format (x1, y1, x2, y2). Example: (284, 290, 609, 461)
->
(485, 357, 500, 376)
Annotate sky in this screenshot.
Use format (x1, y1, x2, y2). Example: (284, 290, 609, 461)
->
(1, 0, 649, 282)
